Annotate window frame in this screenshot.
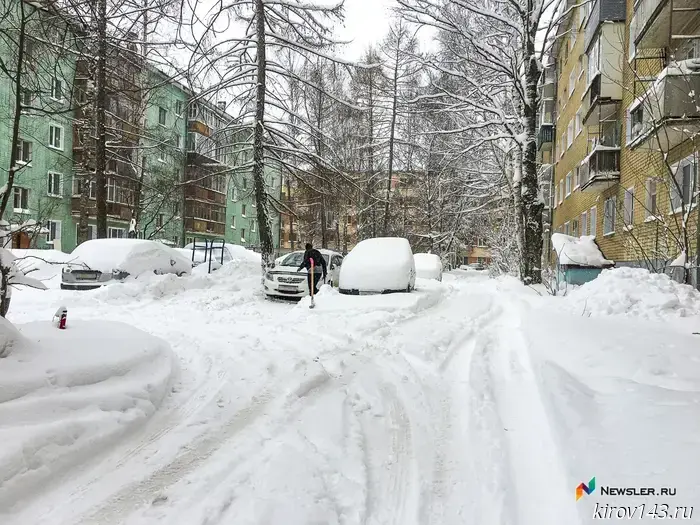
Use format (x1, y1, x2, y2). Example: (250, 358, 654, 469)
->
(46, 220, 61, 243)
(590, 206, 597, 237)
(47, 171, 63, 197)
(581, 211, 588, 236)
(669, 155, 697, 213)
(108, 227, 126, 239)
(623, 186, 635, 227)
(158, 107, 167, 126)
(15, 139, 32, 164)
(645, 178, 658, 219)
(50, 77, 63, 102)
(48, 123, 64, 150)
(13, 187, 29, 212)
(603, 196, 616, 235)
(566, 172, 572, 196)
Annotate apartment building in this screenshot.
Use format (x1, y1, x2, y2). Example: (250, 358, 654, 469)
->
(0, 0, 281, 254)
(543, 0, 700, 280)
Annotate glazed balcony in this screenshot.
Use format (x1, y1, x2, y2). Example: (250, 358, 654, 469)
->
(538, 124, 554, 151)
(631, 0, 700, 51)
(628, 68, 700, 151)
(580, 147, 620, 192)
(584, 0, 627, 52)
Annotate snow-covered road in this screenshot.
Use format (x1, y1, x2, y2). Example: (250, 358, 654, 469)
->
(3, 266, 700, 524)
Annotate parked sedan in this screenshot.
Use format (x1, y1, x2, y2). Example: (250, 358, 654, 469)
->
(61, 239, 192, 290)
(264, 249, 343, 299)
(339, 237, 416, 294)
(414, 253, 443, 281)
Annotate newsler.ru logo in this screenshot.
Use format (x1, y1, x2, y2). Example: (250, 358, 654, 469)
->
(600, 486, 676, 497)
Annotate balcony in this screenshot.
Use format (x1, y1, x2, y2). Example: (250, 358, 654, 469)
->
(580, 147, 620, 192)
(628, 68, 700, 151)
(582, 74, 622, 126)
(631, 0, 700, 50)
(539, 67, 556, 100)
(538, 124, 554, 151)
(584, 0, 626, 52)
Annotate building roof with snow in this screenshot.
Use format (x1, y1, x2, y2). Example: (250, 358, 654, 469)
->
(551, 233, 614, 268)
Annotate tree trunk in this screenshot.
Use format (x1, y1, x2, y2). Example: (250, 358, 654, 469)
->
(95, 0, 108, 238)
(130, 4, 148, 239)
(77, 183, 91, 244)
(253, 0, 273, 272)
(521, 49, 543, 283)
(0, 2, 27, 221)
(383, 46, 400, 236)
(287, 177, 295, 250)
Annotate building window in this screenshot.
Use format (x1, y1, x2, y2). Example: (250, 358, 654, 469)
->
(240, 228, 246, 243)
(670, 156, 697, 212)
(559, 181, 564, 204)
(175, 100, 184, 116)
(49, 124, 63, 150)
(623, 187, 635, 227)
(629, 106, 644, 143)
(581, 211, 588, 236)
(75, 224, 97, 241)
(231, 215, 236, 229)
(47, 171, 62, 197)
(108, 227, 126, 238)
(564, 221, 570, 235)
(243, 177, 248, 190)
(241, 204, 246, 217)
(251, 220, 256, 233)
(175, 135, 181, 149)
(604, 196, 616, 235)
(574, 166, 580, 189)
(13, 187, 29, 212)
(587, 36, 600, 85)
(566, 172, 572, 196)
(575, 110, 582, 136)
(572, 219, 579, 237)
(590, 206, 597, 237)
(46, 220, 61, 243)
(21, 89, 33, 107)
(16, 139, 32, 164)
(568, 69, 576, 97)
(50, 77, 63, 101)
(567, 121, 574, 149)
(158, 107, 167, 126)
(645, 178, 658, 218)
(231, 186, 238, 201)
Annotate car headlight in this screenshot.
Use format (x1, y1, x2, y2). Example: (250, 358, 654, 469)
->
(63, 266, 71, 273)
(265, 272, 273, 281)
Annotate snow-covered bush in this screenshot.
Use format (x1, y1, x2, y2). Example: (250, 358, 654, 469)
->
(0, 315, 29, 358)
(0, 248, 47, 318)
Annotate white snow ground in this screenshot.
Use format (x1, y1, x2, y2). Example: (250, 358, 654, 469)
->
(2, 263, 699, 525)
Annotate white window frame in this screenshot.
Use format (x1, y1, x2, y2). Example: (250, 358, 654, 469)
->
(175, 100, 184, 117)
(575, 110, 582, 136)
(590, 206, 597, 237)
(158, 107, 167, 127)
(108, 227, 126, 239)
(623, 186, 635, 228)
(47, 171, 63, 197)
(16, 139, 32, 165)
(241, 204, 247, 217)
(50, 77, 63, 102)
(231, 214, 236, 229)
(574, 166, 580, 189)
(49, 124, 64, 150)
(604, 196, 616, 235)
(46, 220, 61, 243)
(568, 69, 576, 97)
(581, 211, 588, 236)
(567, 121, 574, 149)
(231, 186, 238, 201)
(669, 155, 697, 214)
(251, 220, 256, 233)
(645, 178, 658, 219)
(564, 221, 570, 235)
(13, 187, 29, 213)
(566, 172, 572, 196)
(75, 223, 97, 241)
(240, 228, 246, 244)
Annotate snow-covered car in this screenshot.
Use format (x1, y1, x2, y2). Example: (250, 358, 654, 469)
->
(61, 239, 192, 290)
(414, 253, 443, 281)
(264, 249, 343, 299)
(176, 243, 236, 270)
(339, 237, 416, 295)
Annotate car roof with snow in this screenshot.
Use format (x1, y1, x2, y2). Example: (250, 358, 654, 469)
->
(69, 239, 192, 275)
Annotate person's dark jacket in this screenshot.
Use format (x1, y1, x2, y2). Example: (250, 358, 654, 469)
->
(298, 248, 327, 277)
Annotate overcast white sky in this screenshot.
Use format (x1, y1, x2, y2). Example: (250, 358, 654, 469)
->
(338, 0, 397, 59)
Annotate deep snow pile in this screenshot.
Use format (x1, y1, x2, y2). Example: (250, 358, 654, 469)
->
(10, 250, 76, 284)
(551, 233, 613, 267)
(0, 319, 177, 510)
(561, 267, 700, 319)
(339, 237, 415, 291)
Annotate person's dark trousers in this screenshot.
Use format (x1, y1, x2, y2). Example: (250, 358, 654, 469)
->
(306, 271, 323, 295)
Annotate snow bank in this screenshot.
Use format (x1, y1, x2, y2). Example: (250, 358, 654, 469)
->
(551, 233, 613, 267)
(562, 267, 700, 319)
(413, 253, 442, 281)
(339, 237, 416, 292)
(69, 239, 192, 277)
(0, 320, 177, 508)
(0, 316, 30, 358)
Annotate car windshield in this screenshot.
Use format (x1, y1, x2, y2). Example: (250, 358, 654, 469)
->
(280, 252, 329, 267)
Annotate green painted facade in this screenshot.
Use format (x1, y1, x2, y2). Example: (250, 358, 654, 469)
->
(0, 0, 280, 254)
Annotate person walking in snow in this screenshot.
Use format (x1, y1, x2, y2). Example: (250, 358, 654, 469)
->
(297, 242, 327, 295)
